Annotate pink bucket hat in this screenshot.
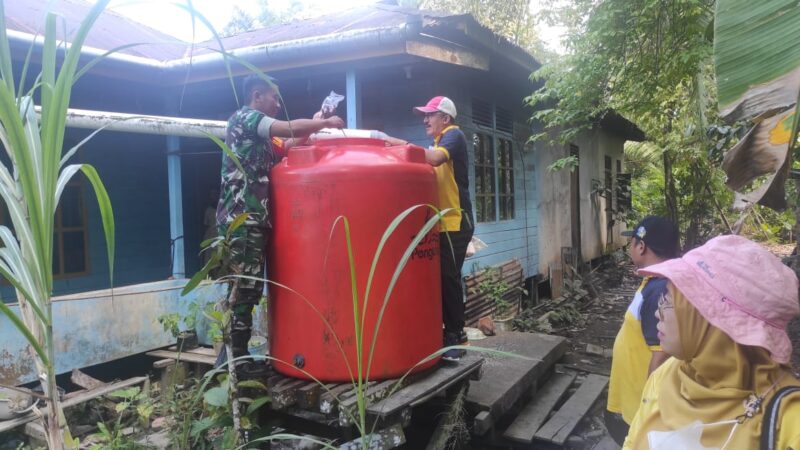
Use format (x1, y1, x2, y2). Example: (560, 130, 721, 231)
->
(639, 235, 799, 364)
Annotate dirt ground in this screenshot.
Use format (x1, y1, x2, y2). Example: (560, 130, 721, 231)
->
(543, 242, 800, 450)
(549, 259, 637, 450)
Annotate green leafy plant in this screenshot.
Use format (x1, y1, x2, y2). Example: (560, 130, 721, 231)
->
(157, 302, 199, 339)
(472, 265, 526, 319)
(183, 301, 199, 331)
(0, 1, 117, 447)
(203, 303, 224, 345)
(157, 313, 181, 338)
(189, 373, 270, 448)
(546, 155, 579, 173)
(88, 386, 154, 450)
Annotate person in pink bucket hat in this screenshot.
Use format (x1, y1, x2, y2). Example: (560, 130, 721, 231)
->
(623, 235, 800, 450)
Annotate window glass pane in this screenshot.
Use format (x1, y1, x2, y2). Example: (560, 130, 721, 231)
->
(62, 231, 86, 274)
(487, 196, 496, 221)
(488, 163, 496, 194)
(509, 196, 517, 219)
(497, 141, 505, 166)
(60, 185, 83, 228)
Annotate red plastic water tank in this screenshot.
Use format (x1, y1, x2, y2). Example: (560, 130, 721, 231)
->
(268, 138, 442, 381)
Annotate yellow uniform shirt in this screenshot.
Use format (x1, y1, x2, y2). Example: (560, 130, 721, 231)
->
(607, 277, 666, 424)
(431, 125, 472, 232)
(624, 358, 800, 449)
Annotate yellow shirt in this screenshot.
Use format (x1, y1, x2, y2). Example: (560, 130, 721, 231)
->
(624, 358, 800, 449)
(607, 277, 666, 424)
(431, 125, 470, 232)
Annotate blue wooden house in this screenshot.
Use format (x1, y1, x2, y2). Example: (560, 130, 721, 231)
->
(0, 0, 642, 385)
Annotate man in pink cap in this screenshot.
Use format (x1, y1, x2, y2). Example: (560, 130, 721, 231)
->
(413, 96, 474, 362)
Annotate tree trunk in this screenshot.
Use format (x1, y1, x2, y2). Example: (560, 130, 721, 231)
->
(663, 151, 679, 226)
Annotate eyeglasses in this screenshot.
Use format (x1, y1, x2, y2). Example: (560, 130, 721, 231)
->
(424, 112, 444, 119)
(657, 293, 673, 321)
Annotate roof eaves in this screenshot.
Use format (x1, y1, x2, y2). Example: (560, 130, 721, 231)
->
(161, 23, 414, 84)
(599, 110, 646, 142)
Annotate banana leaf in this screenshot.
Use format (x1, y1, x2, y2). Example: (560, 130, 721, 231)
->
(714, 0, 800, 210)
(715, 1, 800, 121)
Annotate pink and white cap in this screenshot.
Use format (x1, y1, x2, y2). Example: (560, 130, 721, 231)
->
(413, 96, 457, 119)
(639, 235, 799, 364)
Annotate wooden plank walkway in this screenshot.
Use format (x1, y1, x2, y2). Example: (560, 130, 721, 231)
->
(503, 371, 577, 443)
(534, 374, 609, 445)
(145, 346, 216, 366)
(465, 331, 568, 434)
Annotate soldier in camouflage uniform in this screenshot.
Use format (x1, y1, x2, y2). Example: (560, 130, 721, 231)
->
(217, 74, 344, 360)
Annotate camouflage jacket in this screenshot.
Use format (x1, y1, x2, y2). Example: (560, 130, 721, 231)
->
(216, 106, 278, 229)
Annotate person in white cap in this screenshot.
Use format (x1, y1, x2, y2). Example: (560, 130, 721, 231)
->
(412, 96, 474, 362)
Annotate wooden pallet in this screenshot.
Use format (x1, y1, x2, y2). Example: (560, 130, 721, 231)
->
(147, 349, 483, 436)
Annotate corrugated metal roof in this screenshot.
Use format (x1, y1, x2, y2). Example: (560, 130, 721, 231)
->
(191, 4, 416, 57)
(4, 1, 538, 75)
(4, 0, 187, 61)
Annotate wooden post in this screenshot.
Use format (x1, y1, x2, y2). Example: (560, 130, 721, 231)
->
(549, 262, 563, 299)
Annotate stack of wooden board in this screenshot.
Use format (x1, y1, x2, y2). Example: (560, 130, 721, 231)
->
(503, 372, 609, 446)
(464, 259, 524, 327)
(465, 331, 568, 435)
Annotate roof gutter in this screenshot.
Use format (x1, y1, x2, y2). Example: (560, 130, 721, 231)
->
(8, 21, 421, 85)
(6, 28, 167, 83)
(161, 22, 420, 84)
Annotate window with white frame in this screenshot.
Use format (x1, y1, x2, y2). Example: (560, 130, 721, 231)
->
(472, 99, 516, 223)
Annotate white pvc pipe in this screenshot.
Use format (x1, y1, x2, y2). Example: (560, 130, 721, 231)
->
(35, 106, 227, 139)
(39, 107, 379, 143)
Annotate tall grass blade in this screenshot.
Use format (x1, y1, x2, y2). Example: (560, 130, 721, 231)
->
(202, 131, 246, 175)
(15, 32, 37, 100)
(0, 0, 15, 93)
(79, 165, 115, 286)
(365, 205, 447, 378)
(0, 301, 47, 363)
(73, 43, 146, 82)
(170, 2, 240, 106)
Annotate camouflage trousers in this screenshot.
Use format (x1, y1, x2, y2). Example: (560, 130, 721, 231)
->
(218, 224, 268, 297)
(218, 224, 268, 358)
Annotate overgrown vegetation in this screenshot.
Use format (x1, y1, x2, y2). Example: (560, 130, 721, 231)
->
(419, 0, 544, 57)
(471, 265, 527, 319)
(0, 0, 116, 447)
(529, 0, 746, 249)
